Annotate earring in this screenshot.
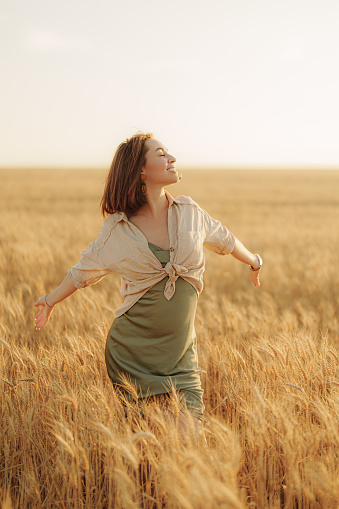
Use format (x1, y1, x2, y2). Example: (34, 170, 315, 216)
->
(141, 174, 146, 181)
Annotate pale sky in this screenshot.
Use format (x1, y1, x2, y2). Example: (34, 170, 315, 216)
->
(1, 0, 339, 168)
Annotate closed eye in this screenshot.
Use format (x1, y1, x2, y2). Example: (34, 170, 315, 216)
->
(155, 147, 168, 156)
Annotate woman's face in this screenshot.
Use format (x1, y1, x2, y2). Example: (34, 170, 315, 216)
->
(142, 138, 179, 186)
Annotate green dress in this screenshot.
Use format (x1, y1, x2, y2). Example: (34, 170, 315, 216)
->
(105, 242, 205, 419)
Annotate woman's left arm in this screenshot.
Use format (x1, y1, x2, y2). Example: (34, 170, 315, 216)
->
(200, 206, 262, 287)
(231, 238, 262, 287)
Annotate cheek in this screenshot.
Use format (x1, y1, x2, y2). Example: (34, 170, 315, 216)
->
(147, 160, 166, 176)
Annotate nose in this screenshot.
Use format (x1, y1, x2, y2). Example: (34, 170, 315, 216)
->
(168, 153, 176, 163)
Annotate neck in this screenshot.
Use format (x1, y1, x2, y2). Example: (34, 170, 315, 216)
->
(139, 186, 168, 218)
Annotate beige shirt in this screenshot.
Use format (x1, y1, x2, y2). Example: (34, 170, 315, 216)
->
(68, 190, 235, 317)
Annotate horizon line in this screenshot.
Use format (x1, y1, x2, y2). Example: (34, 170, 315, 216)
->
(1, 165, 339, 171)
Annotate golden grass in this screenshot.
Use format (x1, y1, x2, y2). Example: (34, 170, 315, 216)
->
(0, 168, 338, 508)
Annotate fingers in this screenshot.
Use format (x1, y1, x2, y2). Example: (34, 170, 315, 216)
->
(35, 313, 45, 328)
(34, 296, 45, 329)
(34, 296, 53, 330)
(35, 308, 42, 318)
(35, 315, 49, 330)
(250, 270, 261, 287)
(35, 309, 50, 329)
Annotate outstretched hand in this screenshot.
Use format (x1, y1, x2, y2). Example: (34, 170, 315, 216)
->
(34, 296, 54, 330)
(250, 268, 261, 287)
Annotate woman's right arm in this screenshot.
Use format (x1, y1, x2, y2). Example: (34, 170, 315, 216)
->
(34, 217, 118, 330)
(34, 273, 77, 330)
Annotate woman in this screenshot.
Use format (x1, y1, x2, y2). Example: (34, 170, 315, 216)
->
(34, 132, 262, 442)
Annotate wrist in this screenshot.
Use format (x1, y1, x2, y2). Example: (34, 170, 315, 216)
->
(44, 295, 55, 308)
(249, 254, 263, 271)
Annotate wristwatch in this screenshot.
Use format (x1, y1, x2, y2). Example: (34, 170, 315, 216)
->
(250, 254, 263, 271)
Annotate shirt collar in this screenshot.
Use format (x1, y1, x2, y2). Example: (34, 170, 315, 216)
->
(112, 189, 178, 223)
(164, 189, 179, 206)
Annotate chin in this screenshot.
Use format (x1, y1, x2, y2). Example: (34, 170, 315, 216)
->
(168, 171, 180, 180)
(166, 176, 179, 185)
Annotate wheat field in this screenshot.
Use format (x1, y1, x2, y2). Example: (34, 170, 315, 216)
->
(0, 168, 338, 508)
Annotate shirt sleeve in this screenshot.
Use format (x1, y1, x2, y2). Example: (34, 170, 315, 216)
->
(202, 210, 235, 255)
(68, 222, 115, 289)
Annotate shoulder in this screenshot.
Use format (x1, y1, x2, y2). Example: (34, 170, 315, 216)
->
(174, 194, 196, 205)
(102, 212, 123, 228)
(174, 195, 202, 209)
(174, 195, 206, 215)
(95, 213, 121, 250)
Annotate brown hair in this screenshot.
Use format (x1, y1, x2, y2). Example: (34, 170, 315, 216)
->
(100, 132, 154, 217)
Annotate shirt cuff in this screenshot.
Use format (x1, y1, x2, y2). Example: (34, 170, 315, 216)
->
(68, 269, 85, 289)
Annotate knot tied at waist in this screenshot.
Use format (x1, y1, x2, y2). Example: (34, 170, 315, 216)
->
(163, 262, 188, 300)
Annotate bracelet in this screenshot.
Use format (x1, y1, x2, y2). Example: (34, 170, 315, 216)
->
(44, 295, 55, 308)
(249, 254, 263, 271)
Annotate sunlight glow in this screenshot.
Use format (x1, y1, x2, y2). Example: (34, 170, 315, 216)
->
(1, 0, 338, 168)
